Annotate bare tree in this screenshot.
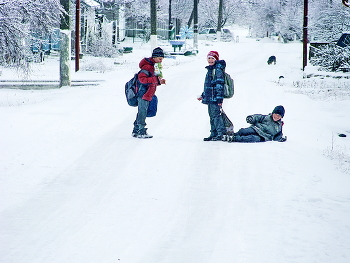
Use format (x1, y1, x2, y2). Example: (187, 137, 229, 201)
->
(0, 0, 64, 72)
(216, 0, 223, 32)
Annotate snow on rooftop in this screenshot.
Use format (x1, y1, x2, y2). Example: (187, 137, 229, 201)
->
(83, 0, 100, 8)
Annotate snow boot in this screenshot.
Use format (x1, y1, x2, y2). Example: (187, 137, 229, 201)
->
(131, 128, 138, 137)
(137, 128, 153, 139)
(203, 134, 216, 141)
(227, 135, 235, 142)
(204, 135, 222, 141)
(222, 135, 230, 141)
(211, 135, 223, 141)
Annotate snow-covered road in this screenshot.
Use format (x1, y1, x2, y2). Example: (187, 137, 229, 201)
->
(1, 33, 350, 263)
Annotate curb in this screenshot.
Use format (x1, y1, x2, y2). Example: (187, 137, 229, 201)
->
(0, 80, 104, 90)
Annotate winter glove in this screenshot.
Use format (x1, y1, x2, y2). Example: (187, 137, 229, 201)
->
(278, 136, 287, 142)
(246, 115, 253, 124)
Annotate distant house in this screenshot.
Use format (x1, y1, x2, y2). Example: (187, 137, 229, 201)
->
(30, 0, 127, 59)
(78, 0, 101, 54)
(96, 1, 126, 44)
(29, 0, 101, 60)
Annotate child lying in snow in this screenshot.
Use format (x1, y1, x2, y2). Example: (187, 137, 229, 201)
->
(222, 105, 287, 143)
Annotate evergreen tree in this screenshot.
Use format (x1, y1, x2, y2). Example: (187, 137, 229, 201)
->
(310, 44, 350, 72)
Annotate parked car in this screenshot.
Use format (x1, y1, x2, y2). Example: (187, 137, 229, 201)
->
(198, 28, 217, 40)
(198, 28, 233, 41)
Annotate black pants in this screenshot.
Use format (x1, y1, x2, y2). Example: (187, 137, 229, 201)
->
(234, 127, 265, 143)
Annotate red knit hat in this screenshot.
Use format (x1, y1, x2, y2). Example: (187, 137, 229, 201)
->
(207, 51, 219, 61)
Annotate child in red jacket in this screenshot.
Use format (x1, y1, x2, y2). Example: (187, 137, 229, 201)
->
(132, 47, 166, 138)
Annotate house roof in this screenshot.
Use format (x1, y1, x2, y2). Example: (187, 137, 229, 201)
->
(83, 0, 100, 8)
(337, 33, 350, 47)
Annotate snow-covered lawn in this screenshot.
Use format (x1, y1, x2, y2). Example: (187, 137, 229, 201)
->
(1, 29, 350, 263)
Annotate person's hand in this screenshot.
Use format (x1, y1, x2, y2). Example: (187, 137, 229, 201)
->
(218, 103, 222, 106)
(159, 77, 166, 84)
(197, 97, 202, 101)
(246, 115, 253, 123)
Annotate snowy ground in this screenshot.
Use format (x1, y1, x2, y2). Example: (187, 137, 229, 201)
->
(1, 28, 350, 263)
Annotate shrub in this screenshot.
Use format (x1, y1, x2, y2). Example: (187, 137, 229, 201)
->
(310, 43, 350, 72)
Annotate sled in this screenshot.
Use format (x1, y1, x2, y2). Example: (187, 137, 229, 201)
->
(221, 108, 234, 135)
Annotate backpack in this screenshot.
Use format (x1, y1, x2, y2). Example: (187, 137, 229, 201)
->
(212, 69, 234, 99)
(125, 69, 150, 107)
(147, 95, 158, 117)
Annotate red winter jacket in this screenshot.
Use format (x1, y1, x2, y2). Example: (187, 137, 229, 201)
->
(138, 57, 160, 101)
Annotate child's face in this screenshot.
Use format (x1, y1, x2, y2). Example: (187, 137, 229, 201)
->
(207, 57, 216, 66)
(153, 57, 164, 63)
(272, 113, 282, 121)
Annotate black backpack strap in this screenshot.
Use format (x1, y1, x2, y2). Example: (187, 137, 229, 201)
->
(138, 69, 151, 76)
(137, 69, 152, 89)
(144, 57, 154, 66)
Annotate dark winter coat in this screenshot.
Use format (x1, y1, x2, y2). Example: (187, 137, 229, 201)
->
(201, 60, 226, 104)
(137, 58, 161, 101)
(246, 113, 283, 141)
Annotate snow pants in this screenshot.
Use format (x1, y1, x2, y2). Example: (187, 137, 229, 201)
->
(234, 127, 265, 143)
(208, 103, 226, 137)
(133, 97, 150, 133)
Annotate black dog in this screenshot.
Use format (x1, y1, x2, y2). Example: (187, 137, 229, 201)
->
(267, 55, 276, 65)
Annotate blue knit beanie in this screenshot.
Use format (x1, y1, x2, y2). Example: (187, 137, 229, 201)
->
(272, 105, 285, 117)
(152, 47, 164, 58)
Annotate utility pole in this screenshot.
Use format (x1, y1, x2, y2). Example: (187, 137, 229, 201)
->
(60, 0, 71, 87)
(75, 0, 80, 72)
(168, 0, 173, 40)
(302, 0, 308, 71)
(150, 0, 157, 50)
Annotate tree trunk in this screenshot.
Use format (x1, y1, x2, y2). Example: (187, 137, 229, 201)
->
(150, 0, 157, 49)
(60, 30, 71, 87)
(168, 0, 173, 39)
(60, 0, 70, 30)
(60, 0, 71, 87)
(75, 0, 80, 72)
(216, 0, 223, 41)
(303, 0, 308, 71)
(187, 0, 199, 27)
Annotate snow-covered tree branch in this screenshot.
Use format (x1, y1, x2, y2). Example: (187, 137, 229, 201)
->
(0, 0, 64, 71)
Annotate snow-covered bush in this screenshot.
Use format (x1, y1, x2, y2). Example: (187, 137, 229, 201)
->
(80, 57, 114, 73)
(87, 36, 121, 58)
(310, 44, 350, 72)
(86, 23, 121, 58)
(292, 78, 350, 101)
(324, 144, 350, 175)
